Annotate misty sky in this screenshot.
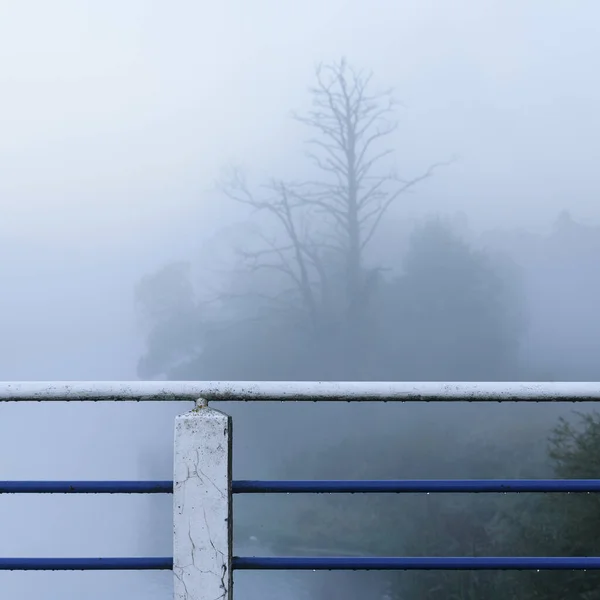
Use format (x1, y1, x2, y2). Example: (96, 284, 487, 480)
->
(1, 1, 600, 598)
(2, 0, 600, 377)
(3, 0, 600, 378)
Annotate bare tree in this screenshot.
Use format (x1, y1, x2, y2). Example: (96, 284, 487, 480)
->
(222, 58, 447, 342)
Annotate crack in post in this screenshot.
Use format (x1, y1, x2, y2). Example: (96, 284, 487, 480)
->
(195, 449, 227, 500)
(175, 409, 230, 600)
(204, 508, 228, 599)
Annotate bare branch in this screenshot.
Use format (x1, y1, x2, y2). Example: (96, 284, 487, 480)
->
(286, 186, 348, 227)
(217, 59, 449, 335)
(356, 147, 394, 183)
(220, 170, 322, 326)
(306, 139, 349, 174)
(360, 160, 453, 250)
(357, 176, 388, 209)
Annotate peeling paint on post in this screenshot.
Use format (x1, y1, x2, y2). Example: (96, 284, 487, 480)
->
(173, 402, 232, 600)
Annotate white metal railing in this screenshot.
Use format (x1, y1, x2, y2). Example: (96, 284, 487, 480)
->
(1, 381, 600, 600)
(3, 380, 600, 402)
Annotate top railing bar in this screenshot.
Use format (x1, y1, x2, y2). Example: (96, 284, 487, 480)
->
(1, 381, 600, 402)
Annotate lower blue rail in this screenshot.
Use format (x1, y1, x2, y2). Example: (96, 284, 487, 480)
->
(3, 479, 600, 494)
(0, 558, 172, 570)
(1, 557, 600, 571)
(233, 479, 600, 493)
(0, 481, 172, 494)
(234, 556, 600, 570)
(2, 479, 599, 571)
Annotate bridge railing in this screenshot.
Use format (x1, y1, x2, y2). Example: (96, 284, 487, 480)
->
(2, 381, 600, 599)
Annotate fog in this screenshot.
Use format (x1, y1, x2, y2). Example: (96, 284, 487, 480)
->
(2, 1, 600, 598)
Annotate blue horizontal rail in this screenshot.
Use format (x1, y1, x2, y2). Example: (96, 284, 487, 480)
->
(0, 558, 172, 570)
(4, 480, 600, 494)
(234, 479, 600, 493)
(233, 556, 600, 571)
(0, 481, 172, 494)
(4, 479, 600, 572)
(4, 556, 600, 571)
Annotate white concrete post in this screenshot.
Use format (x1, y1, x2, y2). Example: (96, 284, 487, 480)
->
(173, 400, 232, 600)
